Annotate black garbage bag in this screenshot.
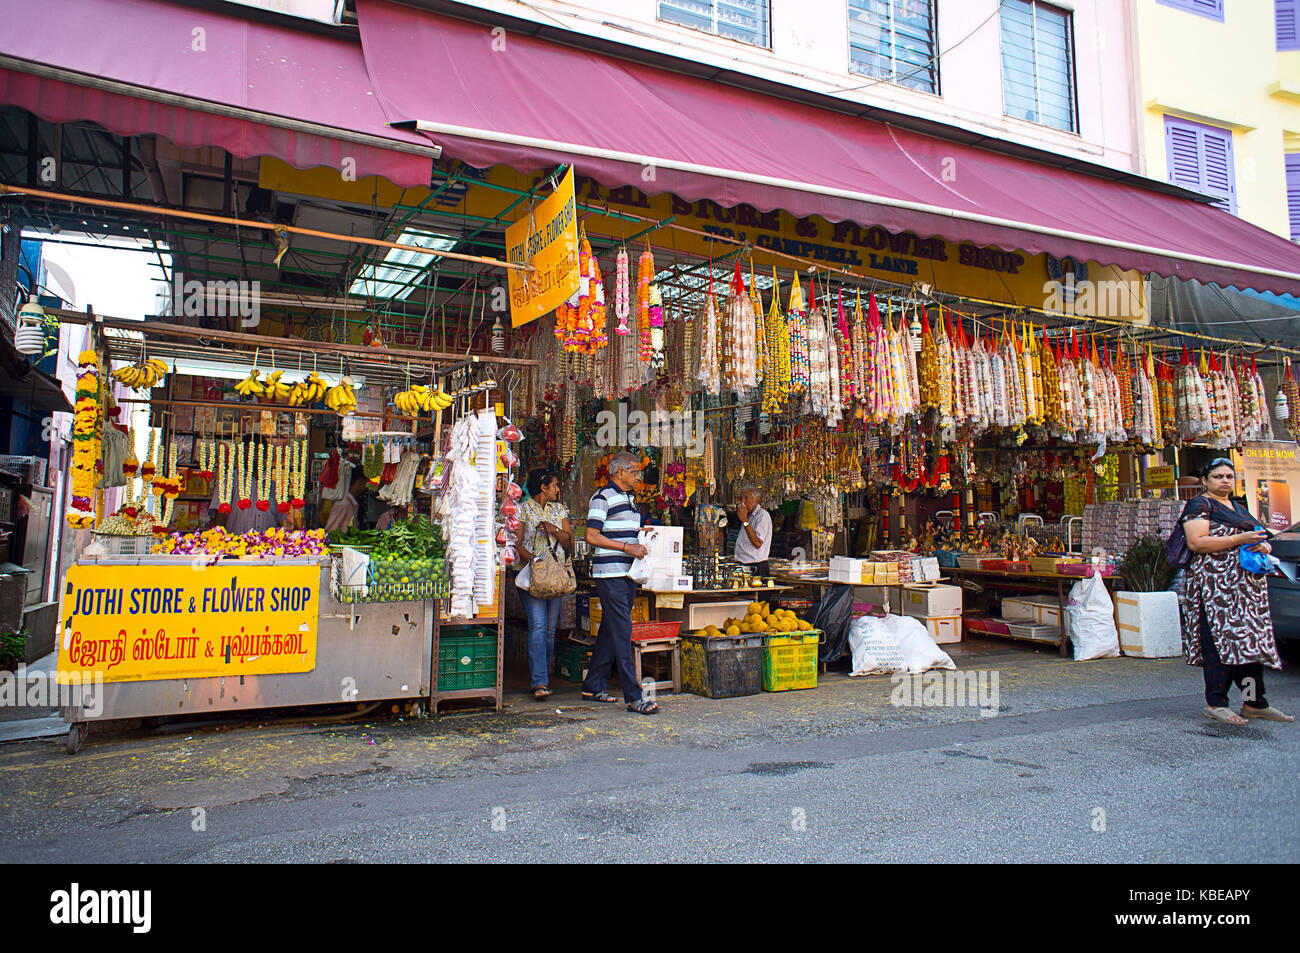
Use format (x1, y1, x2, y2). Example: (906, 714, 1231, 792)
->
(810, 583, 855, 664)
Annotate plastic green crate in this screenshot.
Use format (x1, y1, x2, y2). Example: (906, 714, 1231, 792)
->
(438, 626, 498, 690)
(761, 631, 820, 691)
(554, 642, 593, 682)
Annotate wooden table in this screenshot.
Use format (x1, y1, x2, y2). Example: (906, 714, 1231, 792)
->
(941, 567, 1126, 657)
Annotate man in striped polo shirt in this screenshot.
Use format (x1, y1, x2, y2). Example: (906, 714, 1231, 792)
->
(582, 450, 658, 714)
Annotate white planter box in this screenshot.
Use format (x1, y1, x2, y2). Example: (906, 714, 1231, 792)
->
(1115, 590, 1181, 658)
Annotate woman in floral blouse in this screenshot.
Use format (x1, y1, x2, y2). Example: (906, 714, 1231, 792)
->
(516, 468, 574, 699)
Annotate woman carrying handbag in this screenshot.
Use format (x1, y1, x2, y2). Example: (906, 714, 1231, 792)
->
(1171, 458, 1291, 726)
(516, 468, 576, 700)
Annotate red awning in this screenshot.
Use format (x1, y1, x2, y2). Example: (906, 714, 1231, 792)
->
(355, 0, 1300, 294)
(0, 0, 436, 188)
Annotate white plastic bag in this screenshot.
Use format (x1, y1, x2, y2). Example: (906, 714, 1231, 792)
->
(848, 613, 956, 676)
(340, 546, 370, 599)
(1066, 573, 1120, 660)
(627, 528, 654, 585)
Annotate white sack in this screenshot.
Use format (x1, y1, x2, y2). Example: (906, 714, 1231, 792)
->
(849, 613, 956, 676)
(1066, 573, 1121, 660)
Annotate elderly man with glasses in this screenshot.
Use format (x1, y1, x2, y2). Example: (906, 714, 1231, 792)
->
(581, 449, 658, 714)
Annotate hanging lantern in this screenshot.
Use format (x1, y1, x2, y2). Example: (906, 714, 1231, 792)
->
(14, 295, 46, 356)
(907, 304, 923, 353)
(490, 316, 505, 354)
(1275, 388, 1291, 421)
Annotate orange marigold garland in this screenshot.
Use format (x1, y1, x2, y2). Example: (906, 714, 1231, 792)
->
(636, 248, 654, 361)
(67, 349, 100, 529)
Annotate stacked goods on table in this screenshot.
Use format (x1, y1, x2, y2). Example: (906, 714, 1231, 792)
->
(1082, 500, 1181, 557)
(832, 556, 929, 584)
(1000, 595, 1064, 642)
(330, 517, 448, 603)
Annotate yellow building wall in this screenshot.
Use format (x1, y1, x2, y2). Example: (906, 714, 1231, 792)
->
(1136, 0, 1300, 240)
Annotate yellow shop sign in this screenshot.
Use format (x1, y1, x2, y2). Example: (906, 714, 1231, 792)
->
(56, 564, 320, 684)
(504, 166, 580, 327)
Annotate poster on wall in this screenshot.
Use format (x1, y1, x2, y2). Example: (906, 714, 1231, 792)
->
(1238, 441, 1300, 531)
(56, 563, 320, 684)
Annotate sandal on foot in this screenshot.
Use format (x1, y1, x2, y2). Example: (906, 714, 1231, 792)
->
(581, 691, 618, 703)
(627, 699, 659, 715)
(533, 686, 552, 700)
(1204, 705, 1248, 725)
(1240, 705, 1294, 723)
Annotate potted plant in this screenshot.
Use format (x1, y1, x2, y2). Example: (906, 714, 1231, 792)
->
(1115, 534, 1181, 658)
(0, 628, 25, 673)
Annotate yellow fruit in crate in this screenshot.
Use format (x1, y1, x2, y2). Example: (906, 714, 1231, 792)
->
(725, 625, 740, 637)
(760, 605, 770, 617)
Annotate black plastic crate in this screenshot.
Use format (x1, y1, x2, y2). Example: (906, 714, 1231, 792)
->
(681, 633, 763, 699)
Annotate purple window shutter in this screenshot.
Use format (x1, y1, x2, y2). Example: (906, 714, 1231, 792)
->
(1156, 0, 1224, 21)
(1279, 0, 1300, 50)
(1287, 154, 1300, 240)
(1164, 116, 1236, 215)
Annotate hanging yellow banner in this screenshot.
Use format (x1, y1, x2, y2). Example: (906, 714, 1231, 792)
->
(505, 166, 580, 327)
(56, 563, 320, 684)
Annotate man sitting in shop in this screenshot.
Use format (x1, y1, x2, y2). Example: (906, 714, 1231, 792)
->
(734, 484, 773, 577)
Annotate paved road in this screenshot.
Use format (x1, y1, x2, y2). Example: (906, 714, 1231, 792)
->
(1, 647, 1297, 863)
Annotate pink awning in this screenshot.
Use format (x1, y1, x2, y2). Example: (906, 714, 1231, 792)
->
(0, 0, 436, 188)
(355, 0, 1300, 294)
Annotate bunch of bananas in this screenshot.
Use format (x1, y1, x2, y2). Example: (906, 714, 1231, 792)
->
(324, 377, 357, 415)
(393, 385, 453, 416)
(288, 372, 327, 406)
(235, 369, 266, 397)
(110, 358, 169, 390)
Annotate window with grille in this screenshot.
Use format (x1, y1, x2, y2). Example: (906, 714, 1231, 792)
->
(848, 0, 938, 94)
(1164, 116, 1237, 215)
(658, 0, 770, 48)
(1000, 0, 1077, 133)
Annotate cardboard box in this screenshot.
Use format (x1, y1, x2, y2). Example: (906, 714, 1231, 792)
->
(854, 585, 900, 614)
(589, 594, 650, 636)
(649, 574, 693, 592)
(900, 584, 963, 619)
(918, 615, 961, 644)
(1001, 597, 1040, 622)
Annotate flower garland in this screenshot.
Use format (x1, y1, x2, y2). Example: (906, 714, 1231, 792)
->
(157, 438, 181, 534)
(215, 442, 233, 515)
(292, 439, 307, 509)
(614, 248, 631, 334)
(761, 274, 790, 413)
(636, 248, 655, 361)
(697, 289, 721, 395)
(256, 439, 271, 511)
(237, 439, 252, 509)
(67, 349, 100, 529)
(786, 273, 809, 395)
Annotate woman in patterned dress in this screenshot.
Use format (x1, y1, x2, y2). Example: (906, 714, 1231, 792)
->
(1180, 458, 1292, 725)
(516, 468, 574, 700)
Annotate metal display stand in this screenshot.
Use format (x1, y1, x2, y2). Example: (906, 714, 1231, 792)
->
(429, 583, 504, 716)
